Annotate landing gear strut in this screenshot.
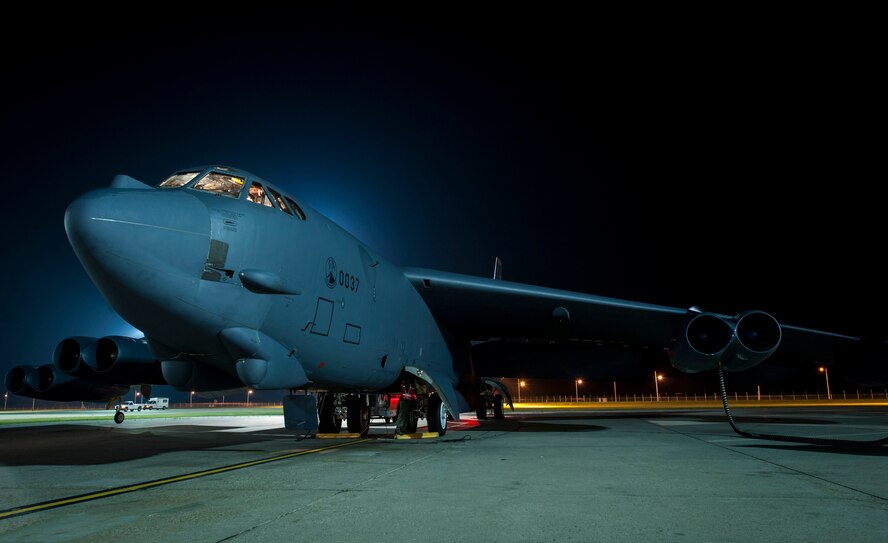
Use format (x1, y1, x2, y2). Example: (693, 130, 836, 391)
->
(317, 392, 342, 433)
(396, 397, 419, 434)
(476, 391, 506, 420)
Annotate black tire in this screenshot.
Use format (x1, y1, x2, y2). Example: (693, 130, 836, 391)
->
(317, 393, 341, 433)
(427, 394, 448, 436)
(346, 395, 371, 436)
(493, 395, 505, 419)
(396, 398, 418, 434)
(476, 397, 488, 419)
(114, 411, 125, 424)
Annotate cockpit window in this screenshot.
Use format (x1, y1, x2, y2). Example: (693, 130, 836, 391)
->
(247, 182, 274, 208)
(285, 196, 307, 220)
(267, 187, 293, 215)
(158, 172, 199, 188)
(191, 172, 245, 198)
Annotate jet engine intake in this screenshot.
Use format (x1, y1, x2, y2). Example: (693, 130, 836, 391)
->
(5, 364, 129, 401)
(5, 365, 37, 395)
(53, 336, 99, 375)
(670, 311, 781, 373)
(670, 313, 735, 372)
(723, 311, 782, 371)
(84, 336, 165, 384)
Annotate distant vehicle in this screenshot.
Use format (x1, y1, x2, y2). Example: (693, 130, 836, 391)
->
(114, 401, 138, 411)
(145, 397, 169, 410)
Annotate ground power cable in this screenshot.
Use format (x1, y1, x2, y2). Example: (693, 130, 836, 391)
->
(717, 364, 888, 448)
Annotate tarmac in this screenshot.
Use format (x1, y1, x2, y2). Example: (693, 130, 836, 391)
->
(1, 405, 888, 542)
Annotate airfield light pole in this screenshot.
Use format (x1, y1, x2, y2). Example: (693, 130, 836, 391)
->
(654, 371, 663, 401)
(575, 379, 583, 402)
(613, 381, 617, 402)
(4, 392, 7, 410)
(519, 380, 526, 402)
(190, 391, 195, 407)
(819, 367, 832, 400)
(247, 389, 253, 406)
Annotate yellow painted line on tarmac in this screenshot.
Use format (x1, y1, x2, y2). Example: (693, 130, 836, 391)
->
(317, 432, 363, 439)
(0, 438, 370, 520)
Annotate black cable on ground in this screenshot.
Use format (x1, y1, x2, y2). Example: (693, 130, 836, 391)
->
(717, 364, 888, 448)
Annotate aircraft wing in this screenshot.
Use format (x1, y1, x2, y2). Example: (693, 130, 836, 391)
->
(404, 268, 687, 344)
(403, 268, 860, 363)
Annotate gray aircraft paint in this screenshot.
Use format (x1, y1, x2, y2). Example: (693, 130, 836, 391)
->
(9, 165, 880, 420)
(64, 167, 464, 415)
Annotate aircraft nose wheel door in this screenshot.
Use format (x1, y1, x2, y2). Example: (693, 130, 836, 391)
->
(346, 394, 371, 436)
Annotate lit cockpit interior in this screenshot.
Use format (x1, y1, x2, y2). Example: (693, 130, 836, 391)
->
(157, 167, 306, 220)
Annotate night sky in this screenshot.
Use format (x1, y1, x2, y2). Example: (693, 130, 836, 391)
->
(3, 15, 882, 402)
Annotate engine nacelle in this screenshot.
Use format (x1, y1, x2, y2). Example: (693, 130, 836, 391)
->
(670, 313, 735, 372)
(83, 336, 165, 384)
(5, 365, 38, 396)
(5, 364, 129, 402)
(671, 311, 781, 373)
(53, 336, 99, 376)
(723, 311, 782, 371)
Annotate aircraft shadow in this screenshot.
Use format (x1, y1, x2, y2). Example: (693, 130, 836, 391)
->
(496, 411, 836, 427)
(0, 425, 273, 466)
(466, 414, 607, 433)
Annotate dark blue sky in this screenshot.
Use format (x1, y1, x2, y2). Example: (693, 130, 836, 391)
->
(2, 15, 882, 399)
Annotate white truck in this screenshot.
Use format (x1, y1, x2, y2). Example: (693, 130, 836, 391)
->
(145, 397, 169, 410)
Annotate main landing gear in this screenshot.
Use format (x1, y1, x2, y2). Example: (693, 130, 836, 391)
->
(317, 392, 372, 436)
(476, 391, 505, 420)
(315, 388, 450, 437)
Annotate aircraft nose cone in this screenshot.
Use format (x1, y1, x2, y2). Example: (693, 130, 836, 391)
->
(65, 187, 211, 302)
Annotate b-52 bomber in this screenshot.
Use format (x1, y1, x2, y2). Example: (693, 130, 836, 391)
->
(6, 166, 885, 438)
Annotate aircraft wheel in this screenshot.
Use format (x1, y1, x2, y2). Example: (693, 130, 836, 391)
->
(318, 393, 342, 433)
(427, 393, 448, 436)
(396, 398, 418, 434)
(114, 411, 125, 424)
(476, 397, 488, 419)
(347, 395, 371, 436)
(493, 395, 505, 419)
